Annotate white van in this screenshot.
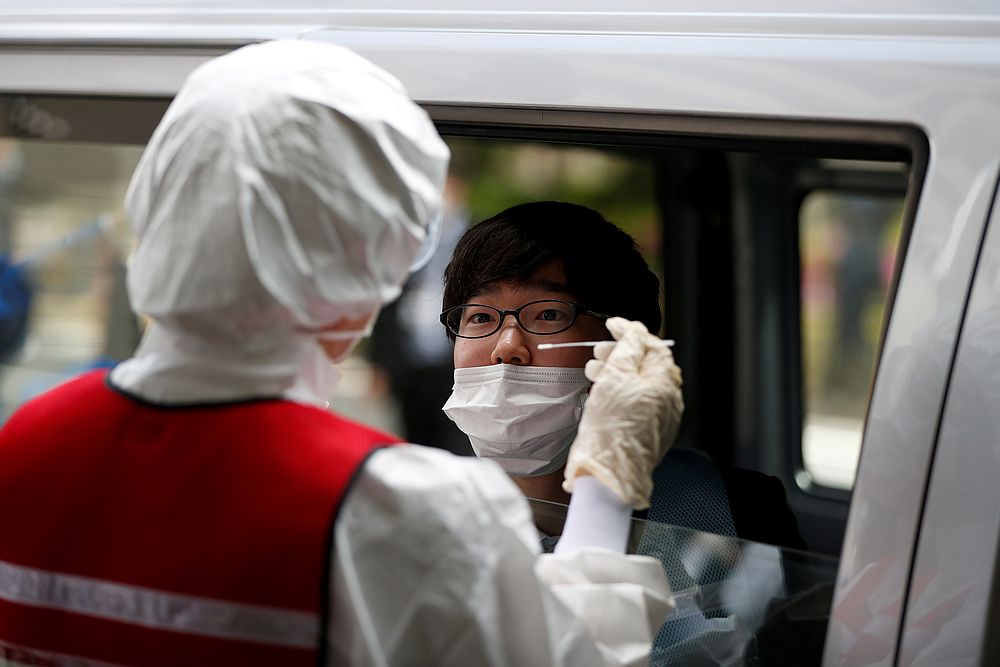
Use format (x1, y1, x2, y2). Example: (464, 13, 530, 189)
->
(0, 2, 998, 664)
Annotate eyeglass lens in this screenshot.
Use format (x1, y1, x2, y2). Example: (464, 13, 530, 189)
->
(446, 300, 578, 338)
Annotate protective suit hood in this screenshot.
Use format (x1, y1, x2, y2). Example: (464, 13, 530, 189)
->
(111, 40, 450, 405)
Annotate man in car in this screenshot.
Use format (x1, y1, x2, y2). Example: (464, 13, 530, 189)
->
(441, 200, 806, 551)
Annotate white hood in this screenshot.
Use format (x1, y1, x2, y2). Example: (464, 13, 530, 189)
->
(111, 39, 450, 406)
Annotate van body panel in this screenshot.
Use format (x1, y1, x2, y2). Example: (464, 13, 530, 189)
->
(896, 175, 1000, 666)
(0, 48, 226, 96)
(821, 162, 996, 664)
(2, 3, 1000, 42)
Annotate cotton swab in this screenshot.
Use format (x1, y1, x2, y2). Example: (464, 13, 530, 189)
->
(537, 339, 674, 350)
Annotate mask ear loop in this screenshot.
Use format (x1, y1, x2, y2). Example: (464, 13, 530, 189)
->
(313, 308, 380, 342)
(316, 328, 368, 342)
(407, 209, 443, 274)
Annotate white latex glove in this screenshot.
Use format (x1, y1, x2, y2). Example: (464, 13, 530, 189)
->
(562, 317, 684, 509)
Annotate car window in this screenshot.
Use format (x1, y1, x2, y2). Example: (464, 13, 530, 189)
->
(0, 97, 922, 663)
(369, 129, 916, 546)
(0, 134, 143, 419)
(368, 122, 922, 667)
(799, 188, 905, 490)
(529, 497, 840, 666)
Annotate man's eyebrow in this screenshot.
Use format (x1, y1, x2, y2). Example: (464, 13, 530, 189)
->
(469, 278, 575, 300)
(519, 278, 574, 294)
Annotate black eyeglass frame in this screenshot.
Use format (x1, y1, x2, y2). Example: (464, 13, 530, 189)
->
(440, 299, 610, 339)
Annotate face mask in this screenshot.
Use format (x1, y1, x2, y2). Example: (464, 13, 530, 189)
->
(291, 343, 345, 408)
(316, 327, 368, 364)
(314, 311, 379, 364)
(292, 311, 379, 406)
(442, 364, 590, 477)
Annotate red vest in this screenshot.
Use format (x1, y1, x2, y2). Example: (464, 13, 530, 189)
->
(0, 370, 400, 666)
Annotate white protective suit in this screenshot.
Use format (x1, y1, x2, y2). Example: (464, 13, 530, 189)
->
(111, 39, 673, 666)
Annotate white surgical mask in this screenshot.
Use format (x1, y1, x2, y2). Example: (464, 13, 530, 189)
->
(289, 343, 345, 408)
(442, 364, 590, 477)
(316, 328, 367, 364)
(314, 311, 380, 364)
(291, 312, 379, 406)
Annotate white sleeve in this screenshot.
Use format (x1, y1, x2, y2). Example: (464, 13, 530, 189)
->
(327, 445, 673, 667)
(555, 475, 634, 553)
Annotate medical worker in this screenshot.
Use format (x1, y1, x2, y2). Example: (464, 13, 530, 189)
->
(0, 41, 682, 667)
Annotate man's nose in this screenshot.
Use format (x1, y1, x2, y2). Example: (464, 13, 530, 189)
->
(491, 317, 531, 366)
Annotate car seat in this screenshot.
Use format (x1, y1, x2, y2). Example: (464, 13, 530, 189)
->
(643, 448, 765, 665)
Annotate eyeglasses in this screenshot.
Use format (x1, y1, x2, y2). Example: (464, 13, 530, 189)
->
(440, 299, 609, 339)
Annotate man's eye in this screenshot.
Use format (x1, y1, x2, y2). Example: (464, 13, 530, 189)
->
(466, 311, 496, 325)
(537, 308, 568, 322)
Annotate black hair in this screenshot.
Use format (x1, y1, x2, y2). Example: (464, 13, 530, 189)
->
(442, 201, 661, 339)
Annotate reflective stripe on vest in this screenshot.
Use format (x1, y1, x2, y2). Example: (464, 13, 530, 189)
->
(0, 560, 318, 648)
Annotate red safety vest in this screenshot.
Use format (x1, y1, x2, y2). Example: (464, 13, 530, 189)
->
(0, 370, 399, 666)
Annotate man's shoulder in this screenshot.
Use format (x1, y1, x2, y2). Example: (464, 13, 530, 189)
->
(717, 465, 807, 550)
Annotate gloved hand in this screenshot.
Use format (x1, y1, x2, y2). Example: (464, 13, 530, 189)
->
(562, 317, 684, 509)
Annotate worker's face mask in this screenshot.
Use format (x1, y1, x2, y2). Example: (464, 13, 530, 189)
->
(316, 328, 369, 364)
(442, 364, 590, 477)
(314, 310, 380, 365)
(296, 313, 379, 407)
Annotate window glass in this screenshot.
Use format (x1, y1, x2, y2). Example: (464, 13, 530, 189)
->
(799, 189, 904, 490)
(529, 497, 839, 666)
(0, 138, 142, 420)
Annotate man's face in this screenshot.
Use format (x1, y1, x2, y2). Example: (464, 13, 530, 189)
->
(453, 260, 610, 369)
